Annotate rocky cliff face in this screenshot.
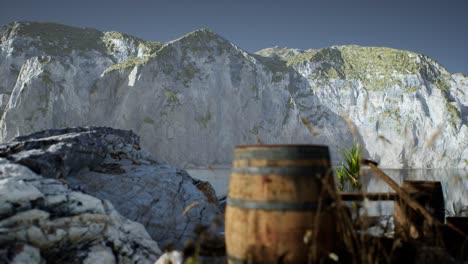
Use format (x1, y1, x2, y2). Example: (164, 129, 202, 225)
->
(259, 46, 467, 168)
(0, 21, 466, 168)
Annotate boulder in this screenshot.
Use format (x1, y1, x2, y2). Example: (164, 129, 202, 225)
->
(0, 126, 223, 248)
(0, 158, 161, 263)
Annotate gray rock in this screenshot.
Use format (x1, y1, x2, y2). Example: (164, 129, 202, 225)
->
(0, 126, 223, 248)
(0, 126, 135, 178)
(68, 164, 223, 248)
(154, 251, 183, 264)
(11, 244, 44, 264)
(0, 158, 161, 263)
(0, 243, 44, 264)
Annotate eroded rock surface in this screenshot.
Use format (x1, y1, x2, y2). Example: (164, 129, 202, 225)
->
(0, 158, 161, 263)
(0, 126, 223, 249)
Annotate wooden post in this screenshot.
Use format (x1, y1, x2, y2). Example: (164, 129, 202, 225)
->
(393, 181, 445, 240)
(364, 162, 466, 238)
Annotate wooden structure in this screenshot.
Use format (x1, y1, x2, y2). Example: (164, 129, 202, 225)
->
(225, 145, 338, 264)
(362, 162, 465, 236)
(223, 151, 467, 263)
(393, 180, 445, 240)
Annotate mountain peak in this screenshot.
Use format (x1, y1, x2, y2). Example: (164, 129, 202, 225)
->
(103, 30, 145, 43)
(186, 28, 219, 37)
(170, 28, 229, 46)
(255, 47, 304, 61)
(104, 28, 243, 73)
(163, 28, 240, 58)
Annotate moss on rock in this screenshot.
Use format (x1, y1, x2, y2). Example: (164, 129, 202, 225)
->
(287, 45, 450, 92)
(176, 64, 200, 88)
(4, 21, 107, 56)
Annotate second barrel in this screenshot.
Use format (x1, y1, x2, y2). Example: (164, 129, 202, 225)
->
(225, 145, 338, 264)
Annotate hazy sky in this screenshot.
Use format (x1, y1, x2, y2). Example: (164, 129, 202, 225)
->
(1, 0, 467, 74)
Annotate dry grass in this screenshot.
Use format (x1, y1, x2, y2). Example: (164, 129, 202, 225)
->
(182, 201, 203, 216)
(301, 117, 319, 137)
(342, 113, 357, 143)
(426, 126, 443, 148)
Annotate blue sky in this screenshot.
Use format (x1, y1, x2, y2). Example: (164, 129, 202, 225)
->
(1, 0, 467, 73)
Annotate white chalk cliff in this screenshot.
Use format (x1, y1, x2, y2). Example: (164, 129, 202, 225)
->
(0, 21, 466, 168)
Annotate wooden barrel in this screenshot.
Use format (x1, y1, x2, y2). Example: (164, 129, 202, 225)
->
(225, 145, 338, 264)
(393, 180, 445, 240)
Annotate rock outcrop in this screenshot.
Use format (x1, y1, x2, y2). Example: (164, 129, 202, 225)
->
(0, 127, 223, 255)
(0, 21, 466, 168)
(0, 158, 161, 263)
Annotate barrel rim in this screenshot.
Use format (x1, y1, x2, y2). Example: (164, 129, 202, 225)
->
(235, 144, 329, 150)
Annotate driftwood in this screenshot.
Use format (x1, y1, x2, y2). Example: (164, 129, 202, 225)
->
(362, 161, 467, 238)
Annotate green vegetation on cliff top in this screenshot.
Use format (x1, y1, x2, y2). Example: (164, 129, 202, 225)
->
(2, 21, 105, 56)
(1, 21, 164, 58)
(286, 45, 451, 92)
(2, 21, 454, 90)
(255, 47, 302, 61)
(453, 72, 468, 78)
(103, 31, 164, 55)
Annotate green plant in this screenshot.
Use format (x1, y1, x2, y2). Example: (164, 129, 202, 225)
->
(335, 144, 362, 191)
